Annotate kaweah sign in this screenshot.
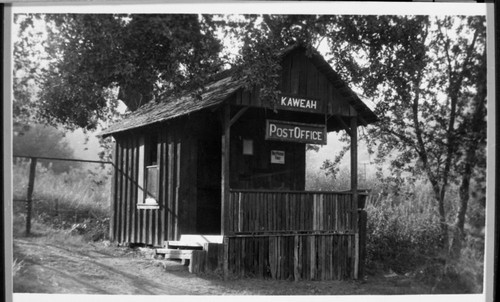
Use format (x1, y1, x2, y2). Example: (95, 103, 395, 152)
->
(276, 94, 323, 113)
(265, 120, 327, 145)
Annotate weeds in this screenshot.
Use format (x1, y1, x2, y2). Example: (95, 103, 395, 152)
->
(12, 258, 24, 277)
(12, 158, 484, 293)
(307, 166, 485, 293)
(12, 160, 111, 242)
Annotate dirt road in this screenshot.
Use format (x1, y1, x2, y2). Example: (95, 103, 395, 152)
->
(13, 236, 437, 295)
(14, 239, 201, 294)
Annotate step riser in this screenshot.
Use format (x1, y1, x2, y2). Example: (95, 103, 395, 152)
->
(156, 249, 193, 260)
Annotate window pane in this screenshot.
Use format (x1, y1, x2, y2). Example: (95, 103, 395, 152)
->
(148, 134, 158, 166)
(146, 166, 158, 199)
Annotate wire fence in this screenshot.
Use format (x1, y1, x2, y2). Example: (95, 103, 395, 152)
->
(12, 155, 112, 237)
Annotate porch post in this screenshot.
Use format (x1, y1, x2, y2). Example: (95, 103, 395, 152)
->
(221, 103, 230, 279)
(350, 116, 358, 205)
(221, 102, 230, 235)
(350, 116, 359, 279)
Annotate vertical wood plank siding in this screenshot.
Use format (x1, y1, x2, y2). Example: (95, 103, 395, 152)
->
(111, 130, 175, 247)
(232, 49, 352, 116)
(224, 190, 363, 280)
(227, 191, 358, 234)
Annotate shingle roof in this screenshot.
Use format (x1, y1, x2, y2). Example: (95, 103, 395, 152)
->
(100, 74, 242, 136)
(100, 45, 378, 137)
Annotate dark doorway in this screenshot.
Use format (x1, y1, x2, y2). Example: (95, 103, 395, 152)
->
(196, 138, 222, 234)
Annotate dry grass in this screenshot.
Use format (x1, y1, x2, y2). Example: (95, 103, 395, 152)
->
(12, 159, 111, 241)
(12, 259, 24, 278)
(306, 167, 485, 293)
(13, 159, 110, 212)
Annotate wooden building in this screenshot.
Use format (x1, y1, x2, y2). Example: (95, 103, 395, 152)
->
(100, 45, 377, 280)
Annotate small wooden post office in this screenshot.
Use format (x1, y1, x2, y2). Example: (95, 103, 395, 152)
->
(100, 45, 377, 280)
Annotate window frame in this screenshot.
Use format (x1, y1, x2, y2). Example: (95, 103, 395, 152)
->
(137, 133, 160, 210)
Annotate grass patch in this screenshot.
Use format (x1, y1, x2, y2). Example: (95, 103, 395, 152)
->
(306, 166, 485, 293)
(12, 258, 24, 278)
(12, 159, 111, 242)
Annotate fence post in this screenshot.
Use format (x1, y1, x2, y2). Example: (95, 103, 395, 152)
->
(26, 157, 37, 236)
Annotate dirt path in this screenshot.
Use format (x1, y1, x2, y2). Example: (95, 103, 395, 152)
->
(13, 236, 437, 295)
(14, 239, 223, 295)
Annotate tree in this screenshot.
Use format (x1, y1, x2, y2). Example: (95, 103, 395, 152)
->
(13, 14, 48, 135)
(31, 14, 224, 131)
(320, 15, 487, 256)
(13, 124, 78, 173)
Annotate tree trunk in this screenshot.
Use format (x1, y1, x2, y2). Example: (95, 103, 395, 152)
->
(448, 52, 486, 259)
(430, 184, 449, 250)
(449, 164, 470, 259)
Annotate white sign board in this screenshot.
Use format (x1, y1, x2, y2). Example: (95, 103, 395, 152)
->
(270, 150, 285, 164)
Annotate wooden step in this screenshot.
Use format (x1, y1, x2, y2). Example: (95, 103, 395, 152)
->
(165, 234, 223, 249)
(167, 241, 204, 249)
(155, 248, 194, 260)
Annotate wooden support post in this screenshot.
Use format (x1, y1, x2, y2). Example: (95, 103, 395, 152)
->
(223, 236, 229, 279)
(351, 117, 358, 195)
(354, 233, 359, 280)
(334, 115, 352, 137)
(175, 141, 181, 240)
(221, 102, 230, 235)
(358, 115, 368, 127)
(229, 107, 249, 127)
(350, 117, 359, 279)
(26, 157, 37, 236)
(221, 103, 231, 279)
(109, 141, 117, 241)
(294, 235, 300, 281)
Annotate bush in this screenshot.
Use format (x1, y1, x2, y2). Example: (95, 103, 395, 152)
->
(70, 217, 110, 242)
(365, 180, 443, 274)
(305, 160, 484, 292)
(364, 177, 484, 293)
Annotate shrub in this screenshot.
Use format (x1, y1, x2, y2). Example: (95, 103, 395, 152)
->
(414, 234, 484, 293)
(306, 160, 484, 292)
(364, 178, 444, 274)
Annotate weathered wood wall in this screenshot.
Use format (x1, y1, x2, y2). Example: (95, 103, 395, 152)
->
(226, 234, 358, 280)
(231, 48, 356, 118)
(110, 132, 165, 246)
(226, 190, 357, 233)
(223, 190, 363, 280)
(110, 112, 223, 246)
(229, 108, 306, 191)
(110, 126, 189, 246)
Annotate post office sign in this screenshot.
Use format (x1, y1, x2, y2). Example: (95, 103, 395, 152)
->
(265, 120, 327, 145)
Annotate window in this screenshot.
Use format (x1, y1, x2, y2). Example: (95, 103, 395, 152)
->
(243, 139, 254, 155)
(137, 133, 160, 209)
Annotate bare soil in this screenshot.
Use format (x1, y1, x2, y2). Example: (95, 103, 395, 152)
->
(13, 233, 439, 295)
